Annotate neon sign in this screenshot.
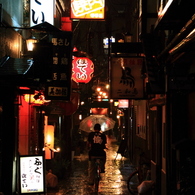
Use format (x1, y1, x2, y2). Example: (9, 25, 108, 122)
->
(72, 57, 94, 83)
(71, 0, 105, 19)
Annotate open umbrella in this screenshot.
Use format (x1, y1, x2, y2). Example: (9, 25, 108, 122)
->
(79, 115, 115, 133)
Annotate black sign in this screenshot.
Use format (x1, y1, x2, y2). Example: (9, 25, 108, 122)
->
(45, 31, 73, 100)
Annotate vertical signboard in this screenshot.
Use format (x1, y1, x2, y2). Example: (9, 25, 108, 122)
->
(110, 57, 144, 99)
(20, 155, 45, 194)
(30, 0, 54, 26)
(45, 31, 72, 101)
(70, 0, 105, 20)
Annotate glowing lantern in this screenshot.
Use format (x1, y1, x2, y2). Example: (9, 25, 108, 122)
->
(72, 57, 94, 83)
(45, 125, 54, 147)
(44, 125, 54, 159)
(26, 38, 37, 51)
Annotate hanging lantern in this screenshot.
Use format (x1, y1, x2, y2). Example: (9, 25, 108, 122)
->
(72, 56, 94, 83)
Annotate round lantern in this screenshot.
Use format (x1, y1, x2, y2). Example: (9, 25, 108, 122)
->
(72, 57, 94, 83)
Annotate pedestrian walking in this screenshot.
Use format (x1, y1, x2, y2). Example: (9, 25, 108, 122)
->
(87, 123, 107, 185)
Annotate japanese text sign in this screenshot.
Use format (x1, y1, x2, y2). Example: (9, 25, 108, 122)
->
(71, 0, 105, 19)
(118, 99, 129, 108)
(19, 155, 45, 194)
(30, 0, 54, 26)
(110, 57, 144, 99)
(45, 31, 72, 100)
(72, 57, 94, 83)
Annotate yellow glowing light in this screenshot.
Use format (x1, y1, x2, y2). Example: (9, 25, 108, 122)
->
(26, 38, 37, 51)
(44, 118, 55, 159)
(45, 125, 54, 147)
(97, 87, 101, 92)
(24, 92, 50, 105)
(71, 0, 105, 19)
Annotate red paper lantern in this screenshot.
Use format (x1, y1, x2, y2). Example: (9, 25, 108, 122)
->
(72, 57, 94, 83)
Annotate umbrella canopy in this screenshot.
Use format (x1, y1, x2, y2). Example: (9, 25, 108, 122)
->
(79, 115, 115, 133)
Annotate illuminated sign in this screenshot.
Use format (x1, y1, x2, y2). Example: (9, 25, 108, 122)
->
(72, 57, 94, 83)
(103, 36, 115, 48)
(71, 0, 105, 19)
(30, 0, 54, 26)
(20, 155, 45, 194)
(118, 99, 129, 108)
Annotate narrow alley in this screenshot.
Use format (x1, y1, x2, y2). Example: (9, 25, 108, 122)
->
(47, 137, 133, 195)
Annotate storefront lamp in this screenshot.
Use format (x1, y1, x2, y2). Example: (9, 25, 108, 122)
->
(24, 91, 50, 105)
(44, 125, 54, 159)
(26, 38, 37, 51)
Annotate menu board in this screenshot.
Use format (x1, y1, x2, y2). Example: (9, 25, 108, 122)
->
(19, 155, 45, 194)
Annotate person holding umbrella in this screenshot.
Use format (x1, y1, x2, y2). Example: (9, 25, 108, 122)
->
(87, 123, 107, 185)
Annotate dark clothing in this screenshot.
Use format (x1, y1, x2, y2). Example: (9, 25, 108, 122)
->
(88, 131, 107, 159)
(87, 131, 107, 183)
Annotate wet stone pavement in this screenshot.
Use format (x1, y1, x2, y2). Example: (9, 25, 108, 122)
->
(47, 138, 134, 195)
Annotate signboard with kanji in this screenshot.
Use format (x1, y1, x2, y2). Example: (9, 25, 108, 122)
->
(110, 57, 144, 99)
(72, 57, 94, 83)
(19, 155, 45, 194)
(30, 0, 54, 26)
(70, 0, 105, 20)
(45, 31, 72, 100)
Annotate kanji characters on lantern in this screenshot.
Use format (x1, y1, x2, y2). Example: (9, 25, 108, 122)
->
(72, 57, 94, 83)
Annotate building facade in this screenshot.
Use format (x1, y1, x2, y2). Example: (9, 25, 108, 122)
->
(1, 0, 195, 194)
(0, 0, 70, 194)
(122, 0, 195, 194)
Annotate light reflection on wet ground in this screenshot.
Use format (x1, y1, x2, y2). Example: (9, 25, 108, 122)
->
(47, 138, 134, 195)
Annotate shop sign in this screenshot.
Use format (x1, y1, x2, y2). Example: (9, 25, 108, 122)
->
(71, 0, 105, 20)
(30, 0, 54, 26)
(72, 57, 94, 83)
(19, 155, 45, 194)
(118, 99, 129, 108)
(110, 57, 144, 99)
(45, 31, 72, 101)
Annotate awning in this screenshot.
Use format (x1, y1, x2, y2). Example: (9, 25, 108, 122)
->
(30, 22, 61, 32)
(0, 56, 33, 76)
